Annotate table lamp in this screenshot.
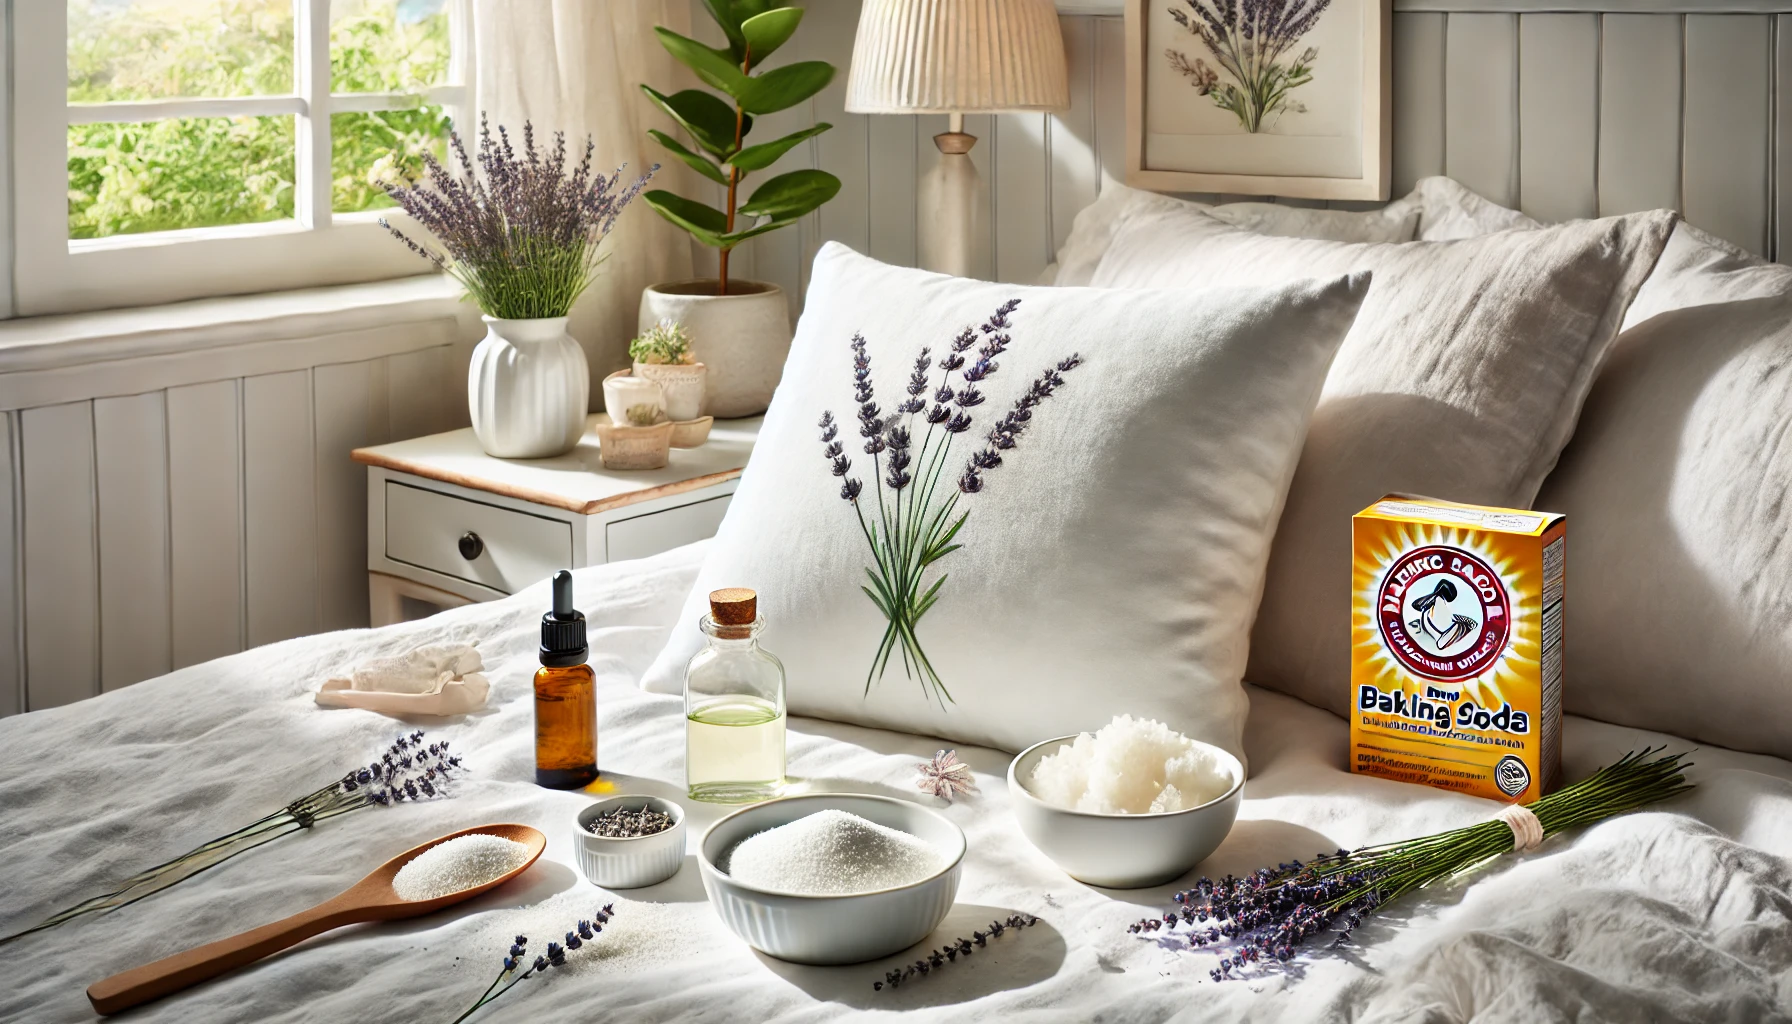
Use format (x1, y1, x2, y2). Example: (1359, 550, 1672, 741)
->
(845, 0, 1070, 278)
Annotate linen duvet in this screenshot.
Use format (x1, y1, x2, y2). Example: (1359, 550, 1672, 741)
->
(1, 542, 1788, 1023)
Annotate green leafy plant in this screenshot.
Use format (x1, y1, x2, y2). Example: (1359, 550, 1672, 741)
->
(640, 2, 841, 295)
(629, 318, 696, 365)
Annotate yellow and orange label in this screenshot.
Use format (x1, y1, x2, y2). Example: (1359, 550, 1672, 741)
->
(1349, 495, 1564, 802)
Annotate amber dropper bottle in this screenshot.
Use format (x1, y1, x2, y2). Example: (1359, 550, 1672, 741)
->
(535, 570, 597, 789)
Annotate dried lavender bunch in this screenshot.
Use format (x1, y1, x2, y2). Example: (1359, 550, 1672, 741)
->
(873, 914, 1040, 991)
(1165, 0, 1331, 132)
(381, 114, 654, 319)
(818, 300, 1082, 704)
(0, 731, 463, 946)
(1130, 749, 1692, 980)
(585, 806, 675, 838)
(915, 749, 976, 802)
(449, 905, 614, 1023)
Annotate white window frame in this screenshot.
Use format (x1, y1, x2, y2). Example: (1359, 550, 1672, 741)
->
(11, 0, 473, 317)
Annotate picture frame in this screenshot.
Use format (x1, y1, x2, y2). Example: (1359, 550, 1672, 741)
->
(1125, 0, 1392, 200)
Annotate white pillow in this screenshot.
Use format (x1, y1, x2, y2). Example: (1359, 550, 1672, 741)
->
(642, 243, 1369, 756)
(1047, 182, 1418, 287)
(1088, 205, 1676, 718)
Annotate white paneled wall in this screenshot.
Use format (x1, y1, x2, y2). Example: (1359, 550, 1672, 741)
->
(715, 5, 1790, 320)
(0, 281, 479, 714)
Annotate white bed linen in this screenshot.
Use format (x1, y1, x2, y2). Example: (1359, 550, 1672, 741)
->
(2, 543, 1789, 1024)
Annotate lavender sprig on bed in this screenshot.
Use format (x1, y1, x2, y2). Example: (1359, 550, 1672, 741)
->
(380, 114, 654, 319)
(0, 731, 464, 946)
(818, 300, 1081, 704)
(448, 905, 614, 1023)
(873, 914, 1039, 990)
(1129, 749, 1693, 981)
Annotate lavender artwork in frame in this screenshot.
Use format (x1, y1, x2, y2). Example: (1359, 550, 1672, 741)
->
(1165, 0, 1332, 133)
(818, 300, 1083, 706)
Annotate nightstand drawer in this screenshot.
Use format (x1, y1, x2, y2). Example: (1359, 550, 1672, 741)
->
(606, 495, 732, 562)
(386, 482, 572, 594)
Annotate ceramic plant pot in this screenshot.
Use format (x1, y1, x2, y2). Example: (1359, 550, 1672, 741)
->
(602, 370, 666, 427)
(468, 316, 589, 459)
(640, 280, 790, 418)
(633, 360, 709, 421)
(593, 416, 674, 470)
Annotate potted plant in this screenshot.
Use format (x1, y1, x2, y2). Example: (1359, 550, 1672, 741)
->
(629, 318, 707, 421)
(639, 2, 840, 418)
(381, 116, 654, 458)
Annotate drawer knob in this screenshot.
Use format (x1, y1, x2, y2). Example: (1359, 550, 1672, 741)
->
(458, 531, 484, 560)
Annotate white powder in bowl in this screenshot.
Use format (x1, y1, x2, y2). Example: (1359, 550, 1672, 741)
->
(725, 809, 942, 895)
(1027, 715, 1234, 814)
(394, 833, 532, 901)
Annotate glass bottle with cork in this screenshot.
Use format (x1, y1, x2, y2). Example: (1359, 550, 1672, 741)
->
(684, 587, 786, 803)
(536, 569, 597, 789)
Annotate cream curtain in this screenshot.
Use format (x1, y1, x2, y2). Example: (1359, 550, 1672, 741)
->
(472, 0, 701, 395)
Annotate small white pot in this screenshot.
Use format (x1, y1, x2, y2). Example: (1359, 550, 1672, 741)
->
(468, 316, 589, 459)
(640, 280, 790, 418)
(633, 360, 708, 421)
(602, 372, 665, 426)
(575, 795, 688, 889)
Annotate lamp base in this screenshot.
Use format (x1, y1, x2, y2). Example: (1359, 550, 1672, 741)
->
(917, 132, 989, 279)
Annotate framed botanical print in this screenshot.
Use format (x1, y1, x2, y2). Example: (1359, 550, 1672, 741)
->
(1125, 0, 1391, 200)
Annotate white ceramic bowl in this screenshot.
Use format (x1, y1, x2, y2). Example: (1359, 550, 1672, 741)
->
(574, 795, 686, 889)
(1008, 734, 1245, 888)
(698, 794, 966, 965)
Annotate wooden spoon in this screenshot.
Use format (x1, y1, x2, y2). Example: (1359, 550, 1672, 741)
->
(87, 822, 546, 1016)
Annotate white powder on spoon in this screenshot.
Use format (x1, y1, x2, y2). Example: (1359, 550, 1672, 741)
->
(725, 809, 941, 895)
(394, 833, 532, 901)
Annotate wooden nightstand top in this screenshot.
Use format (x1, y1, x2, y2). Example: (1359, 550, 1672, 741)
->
(353, 415, 762, 516)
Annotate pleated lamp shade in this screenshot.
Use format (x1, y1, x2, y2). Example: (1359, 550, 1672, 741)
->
(845, 0, 1070, 114)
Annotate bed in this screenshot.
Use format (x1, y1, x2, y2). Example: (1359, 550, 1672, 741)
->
(3, 542, 1790, 1023)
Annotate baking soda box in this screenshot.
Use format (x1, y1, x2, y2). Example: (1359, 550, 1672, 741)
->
(1350, 495, 1564, 802)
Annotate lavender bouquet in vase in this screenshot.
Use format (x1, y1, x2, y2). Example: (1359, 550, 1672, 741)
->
(381, 116, 655, 458)
(819, 300, 1082, 705)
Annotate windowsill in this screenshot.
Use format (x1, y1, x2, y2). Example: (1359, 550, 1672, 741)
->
(0, 272, 473, 375)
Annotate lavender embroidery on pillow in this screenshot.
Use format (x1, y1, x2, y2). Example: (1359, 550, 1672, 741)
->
(818, 299, 1082, 706)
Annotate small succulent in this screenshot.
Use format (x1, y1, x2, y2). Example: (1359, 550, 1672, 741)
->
(624, 403, 664, 428)
(628, 318, 695, 366)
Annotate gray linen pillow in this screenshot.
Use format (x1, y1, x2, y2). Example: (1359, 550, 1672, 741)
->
(1090, 206, 1676, 716)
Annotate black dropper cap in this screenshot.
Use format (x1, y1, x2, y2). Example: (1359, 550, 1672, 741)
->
(540, 570, 588, 667)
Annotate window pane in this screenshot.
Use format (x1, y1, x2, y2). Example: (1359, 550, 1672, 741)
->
(331, 107, 450, 213)
(69, 0, 292, 103)
(331, 0, 451, 94)
(69, 117, 296, 239)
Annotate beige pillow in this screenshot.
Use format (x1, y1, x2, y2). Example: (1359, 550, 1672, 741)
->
(1046, 182, 1418, 287)
(1091, 206, 1676, 716)
(1537, 291, 1792, 758)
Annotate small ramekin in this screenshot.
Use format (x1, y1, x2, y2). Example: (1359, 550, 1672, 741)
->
(574, 795, 687, 889)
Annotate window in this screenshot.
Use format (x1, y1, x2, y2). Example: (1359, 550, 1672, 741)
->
(11, 1, 472, 316)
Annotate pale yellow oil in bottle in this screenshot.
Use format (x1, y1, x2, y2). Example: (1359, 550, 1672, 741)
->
(686, 695, 785, 803)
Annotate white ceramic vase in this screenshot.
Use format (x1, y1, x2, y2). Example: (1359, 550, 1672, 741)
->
(468, 316, 589, 459)
(639, 280, 790, 418)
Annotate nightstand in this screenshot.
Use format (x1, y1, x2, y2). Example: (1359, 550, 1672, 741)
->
(353, 415, 760, 625)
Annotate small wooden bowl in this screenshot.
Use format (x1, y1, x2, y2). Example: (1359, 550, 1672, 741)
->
(592, 414, 674, 470)
(670, 415, 714, 449)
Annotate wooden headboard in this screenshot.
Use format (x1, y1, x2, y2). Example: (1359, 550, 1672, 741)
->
(715, 0, 1792, 310)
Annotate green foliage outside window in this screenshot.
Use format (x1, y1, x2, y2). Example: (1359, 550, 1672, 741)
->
(66, 0, 451, 240)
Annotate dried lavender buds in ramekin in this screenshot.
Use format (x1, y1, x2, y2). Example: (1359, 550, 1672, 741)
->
(584, 806, 676, 839)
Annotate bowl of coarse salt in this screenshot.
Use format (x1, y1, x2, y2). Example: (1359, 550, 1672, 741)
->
(698, 794, 966, 965)
(1009, 715, 1245, 888)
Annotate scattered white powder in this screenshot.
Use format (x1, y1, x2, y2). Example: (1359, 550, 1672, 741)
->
(394, 834, 532, 901)
(725, 809, 942, 895)
(1027, 715, 1234, 814)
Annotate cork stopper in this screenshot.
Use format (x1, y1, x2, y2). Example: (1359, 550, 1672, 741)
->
(709, 588, 757, 624)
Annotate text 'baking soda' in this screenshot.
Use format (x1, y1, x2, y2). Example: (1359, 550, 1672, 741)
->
(1350, 495, 1564, 802)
